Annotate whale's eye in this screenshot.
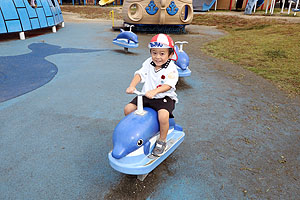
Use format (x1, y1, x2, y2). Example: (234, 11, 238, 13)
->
(137, 139, 143, 146)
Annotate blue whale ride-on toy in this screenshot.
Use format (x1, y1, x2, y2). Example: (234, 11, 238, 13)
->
(108, 91, 185, 181)
(174, 41, 191, 77)
(112, 25, 138, 53)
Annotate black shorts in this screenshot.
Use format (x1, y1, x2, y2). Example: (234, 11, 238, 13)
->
(130, 96, 175, 118)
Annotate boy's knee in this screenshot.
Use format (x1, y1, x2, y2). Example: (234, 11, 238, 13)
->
(158, 109, 169, 123)
(124, 103, 136, 116)
(124, 105, 131, 115)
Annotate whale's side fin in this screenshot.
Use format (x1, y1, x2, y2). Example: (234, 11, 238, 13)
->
(169, 118, 175, 128)
(144, 141, 151, 155)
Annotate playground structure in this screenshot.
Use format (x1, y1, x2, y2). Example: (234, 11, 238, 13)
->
(99, 0, 123, 6)
(99, 0, 115, 6)
(210, 0, 299, 16)
(244, 0, 300, 15)
(0, 0, 64, 40)
(69, 0, 97, 5)
(58, 0, 121, 6)
(212, 0, 259, 10)
(59, 0, 299, 16)
(193, 0, 217, 11)
(280, 0, 300, 15)
(121, 0, 193, 31)
(191, 0, 255, 11)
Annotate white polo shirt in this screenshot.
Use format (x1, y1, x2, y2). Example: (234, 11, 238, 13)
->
(135, 57, 179, 102)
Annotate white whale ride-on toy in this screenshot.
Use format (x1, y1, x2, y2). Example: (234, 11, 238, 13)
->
(174, 41, 191, 77)
(108, 91, 185, 181)
(112, 25, 138, 53)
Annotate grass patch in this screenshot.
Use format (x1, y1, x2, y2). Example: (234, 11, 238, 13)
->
(60, 5, 123, 20)
(193, 14, 300, 95)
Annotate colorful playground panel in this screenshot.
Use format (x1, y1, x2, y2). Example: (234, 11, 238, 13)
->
(0, 0, 63, 34)
(122, 0, 193, 25)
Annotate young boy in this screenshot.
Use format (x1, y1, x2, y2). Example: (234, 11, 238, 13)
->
(124, 33, 179, 157)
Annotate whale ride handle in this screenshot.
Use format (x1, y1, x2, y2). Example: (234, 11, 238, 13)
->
(133, 90, 147, 115)
(175, 41, 188, 52)
(125, 24, 135, 32)
(133, 90, 145, 96)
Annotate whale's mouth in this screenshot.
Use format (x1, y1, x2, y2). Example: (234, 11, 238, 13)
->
(112, 147, 127, 159)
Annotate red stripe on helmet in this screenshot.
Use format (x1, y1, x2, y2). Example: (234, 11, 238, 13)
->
(149, 34, 177, 61)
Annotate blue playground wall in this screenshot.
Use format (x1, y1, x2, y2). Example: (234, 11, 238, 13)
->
(0, 0, 63, 34)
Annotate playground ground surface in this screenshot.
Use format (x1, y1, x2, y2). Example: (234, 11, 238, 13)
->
(0, 8, 299, 200)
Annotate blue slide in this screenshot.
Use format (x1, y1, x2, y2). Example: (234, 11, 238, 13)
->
(193, 0, 217, 11)
(245, 0, 265, 14)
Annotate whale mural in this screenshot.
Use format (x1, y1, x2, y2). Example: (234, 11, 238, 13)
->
(0, 43, 106, 103)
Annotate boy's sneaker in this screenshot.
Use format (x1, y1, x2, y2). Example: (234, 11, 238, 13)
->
(152, 140, 167, 157)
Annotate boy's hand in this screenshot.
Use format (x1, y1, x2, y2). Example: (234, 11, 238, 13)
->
(126, 86, 136, 94)
(145, 89, 157, 99)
